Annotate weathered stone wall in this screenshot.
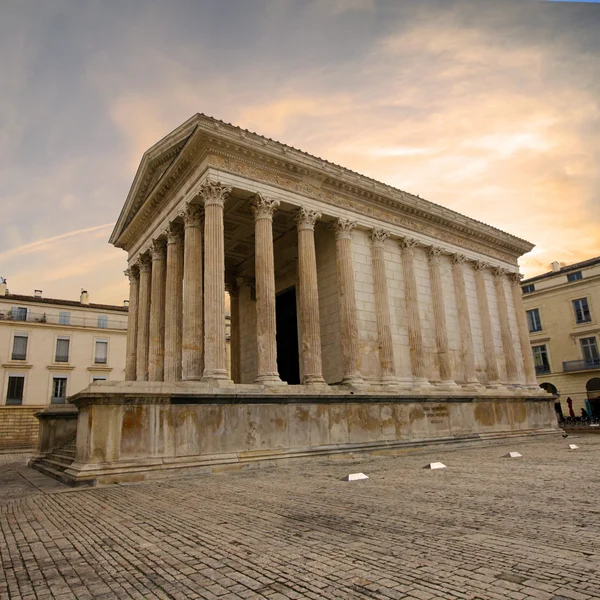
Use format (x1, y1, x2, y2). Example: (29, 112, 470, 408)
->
(0, 407, 42, 451)
(315, 223, 342, 384)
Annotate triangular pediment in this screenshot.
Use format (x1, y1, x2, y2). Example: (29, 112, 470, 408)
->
(110, 116, 201, 245)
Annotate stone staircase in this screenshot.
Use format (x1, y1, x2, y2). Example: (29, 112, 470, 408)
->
(29, 439, 81, 486)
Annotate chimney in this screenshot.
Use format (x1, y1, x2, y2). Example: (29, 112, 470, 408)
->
(551, 261, 560, 273)
(80, 289, 89, 305)
(123, 300, 130, 308)
(34, 289, 42, 298)
(0, 278, 6, 296)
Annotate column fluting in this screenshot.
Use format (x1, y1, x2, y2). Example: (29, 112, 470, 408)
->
(368, 228, 396, 384)
(124, 266, 139, 381)
(450, 254, 478, 385)
(201, 181, 231, 381)
(427, 247, 455, 385)
(296, 208, 326, 385)
(473, 261, 500, 384)
(398, 237, 429, 386)
(148, 238, 167, 382)
(181, 203, 204, 380)
(226, 280, 241, 383)
(252, 194, 281, 383)
(332, 218, 362, 385)
(135, 253, 152, 381)
(493, 268, 519, 384)
(509, 273, 538, 386)
(164, 222, 184, 382)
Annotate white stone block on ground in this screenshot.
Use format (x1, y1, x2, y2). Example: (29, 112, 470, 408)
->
(342, 473, 369, 481)
(504, 451, 522, 458)
(569, 444, 579, 450)
(424, 462, 447, 470)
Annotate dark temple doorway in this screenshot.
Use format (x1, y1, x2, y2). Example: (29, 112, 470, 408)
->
(276, 287, 300, 384)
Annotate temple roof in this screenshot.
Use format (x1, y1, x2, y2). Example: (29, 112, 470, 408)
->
(110, 113, 534, 258)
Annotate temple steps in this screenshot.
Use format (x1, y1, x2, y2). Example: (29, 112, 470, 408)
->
(29, 438, 90, 487)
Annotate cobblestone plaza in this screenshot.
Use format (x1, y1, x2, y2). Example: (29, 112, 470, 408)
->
(2, 436, 599, 600)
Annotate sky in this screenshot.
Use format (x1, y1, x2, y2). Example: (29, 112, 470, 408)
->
(1, 0, 599, 305)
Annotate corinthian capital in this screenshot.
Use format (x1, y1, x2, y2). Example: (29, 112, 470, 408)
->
(150, 238, 166, 261)
(368, 228, 390, 247)
(398, 237, 419, 253)
(450, 253, 468, 265)
(124, 266, 139, 281)
(473, 260, 490, 272)
(137, 253, 152, 273)
(330, 218, 357, 240)
(251, 193, 280, 219)
(180, 203, 203, 227)
(426, 246, 444, 264)
(294, 207, 321, 230)
(508, 272, 523, 286)
(199, 180, 231, 207)
(166, 222, 184, 244)
(492, 267, 508, 279)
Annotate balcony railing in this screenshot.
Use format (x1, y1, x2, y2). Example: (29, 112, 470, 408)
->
(535, 365, 551, 375)
(563, 358, 600, 373)
(0, 310, 127, 330)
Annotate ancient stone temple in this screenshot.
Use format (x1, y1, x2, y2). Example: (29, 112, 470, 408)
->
(31, 114, 557, 485)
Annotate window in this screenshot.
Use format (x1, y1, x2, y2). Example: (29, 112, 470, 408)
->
(97, 315, 108, 328)
(94, 340, 108, 364)
(55, 337, 70, 362)
(532, 345, 551, 375)
(580, 337, 600, 368)
(6, 376, 25, 406)
(11, 334, 28, 360)
(522, 284, 535, 294)
(11, 306, 28, 321)
(59, 311, 71, 325)
(573, 298, 591, 324)
(567, 271, 583, 282)
(526, 309, 542, 333)
(51, 377, 67, 404)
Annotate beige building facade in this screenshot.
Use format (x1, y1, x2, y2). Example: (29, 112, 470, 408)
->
(31, 114, 557, 486)
(0, 283, 127, 450)
(521, 257, 600, 419)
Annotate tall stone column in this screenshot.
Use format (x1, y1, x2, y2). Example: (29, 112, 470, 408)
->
(509, 273, 538, 386)
(252, 194, 281, 384)
(226, 280, 241, 384)
(164, 222, 184, 382)
(332, 218, 362, 385)
(450, 254, 478, 385)
(399, 238, 429, 387)
(473, 261, 500, 385)
(201, 180, 231, 381)
(295, 208, 325, 385)
(368, 229, 396, 385)
(493, 268, 519, 384)
(124, 266, 139, 381)
(148, 239, 167, 382)
(136, 253, 152, 381)
(427, 247, 456, 386)
(181, 203, 204, 380)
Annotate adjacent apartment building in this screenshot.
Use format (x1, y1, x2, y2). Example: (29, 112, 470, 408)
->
(0, 279, 128, 451)
(521, 257, 600, 419)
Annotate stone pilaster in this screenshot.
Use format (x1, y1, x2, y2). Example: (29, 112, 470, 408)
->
(201, 180, 231, 381)
(493, 268, 519, 384)
(368, 229, 396, 385)
(124, 266, 139, 381)
(332, 218, 362, 385)
(181, 203, 204, 380)
(295, 208, 325, 385)
(252, 194, 281, 384)
(226, 280, 241, 384)
(135, 253, 152, 381)
(427, 247, 456, 386)
(473, 261, 500, 385)
(398, 238, 429, 387)
(148, 239, 167, 382)
(450, 254, 478, 385)
(164, 222, 184, 383)
(509, 273, 538, 386)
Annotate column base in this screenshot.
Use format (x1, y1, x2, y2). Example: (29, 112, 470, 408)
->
(302, 375, 328, 386)
(202, 369, 231, 382)
(412, 377, 433, 390)
(436, 380, 462, 391)
(341, 375, 364, 386)
(255, 374, 286, 385)
(461, 381, 483, 392)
